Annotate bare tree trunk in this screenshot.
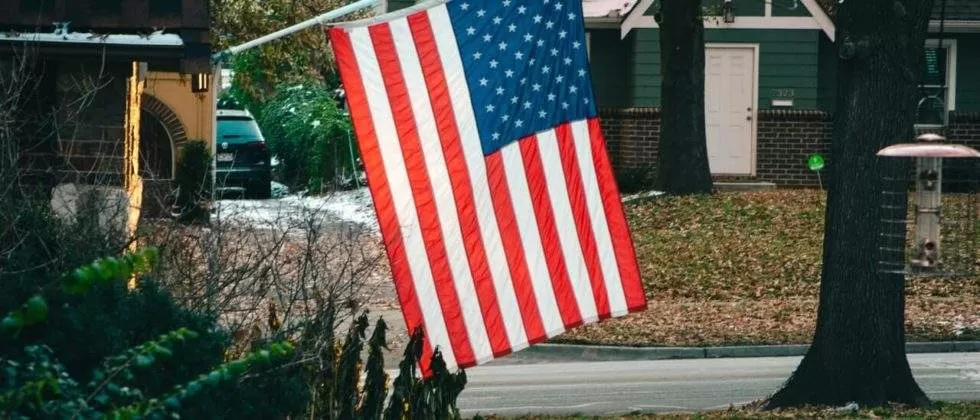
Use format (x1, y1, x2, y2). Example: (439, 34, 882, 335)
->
(764, 0, 934, 408)
(655, 0, 713, 195)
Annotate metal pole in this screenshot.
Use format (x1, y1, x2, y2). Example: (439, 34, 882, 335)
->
(215, 0, 378, 60)
(347, 127, 358, 188)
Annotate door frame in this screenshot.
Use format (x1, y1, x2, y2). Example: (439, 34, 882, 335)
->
(704, 43, 759, 176)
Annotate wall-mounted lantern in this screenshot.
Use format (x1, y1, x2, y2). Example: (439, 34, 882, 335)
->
(723, 0, 735, 23)
(191, 73, 211, 93)
(876, 133, 980, 274)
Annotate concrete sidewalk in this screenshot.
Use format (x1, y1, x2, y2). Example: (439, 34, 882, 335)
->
(487, 341, 980, 365)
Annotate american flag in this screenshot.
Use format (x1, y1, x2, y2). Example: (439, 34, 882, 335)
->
(328, 0, 647, 371)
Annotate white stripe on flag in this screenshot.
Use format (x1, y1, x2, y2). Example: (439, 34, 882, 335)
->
(570, 120, 629, 316)
(347, 26, 458, 369)
(499, 141, 566, 336)
(535, 129, 600, 323)
(388, 17, 494, 363)
(428, 5, 532, 350)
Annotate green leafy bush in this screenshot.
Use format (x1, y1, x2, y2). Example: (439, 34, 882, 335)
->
(173, 141, 212, 223)
(0, 248, 298, 418)
(258, 83, 357, 194)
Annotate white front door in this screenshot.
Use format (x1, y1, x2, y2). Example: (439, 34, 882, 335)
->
(705, 46, 756, 175)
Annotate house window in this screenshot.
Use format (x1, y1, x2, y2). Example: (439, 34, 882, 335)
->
(915, 39, 957, 127)
(150, 0, 183, 17)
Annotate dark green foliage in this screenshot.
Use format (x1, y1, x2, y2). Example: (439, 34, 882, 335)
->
(258, 83, 357, 193)
(360, 318, 388, 420)
(385, 329, 467, 420)
(0, 252, 298, 419)
(303, 304, 468, 420)
(337, 314, 369, 418)
(615, 163, 658, 194)
(173, 140, 212, 223)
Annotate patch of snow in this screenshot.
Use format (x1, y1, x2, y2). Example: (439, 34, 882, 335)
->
(271, 181, 290, 199)
(583, 0, 639, 18)
(214, 187, 378, 233)
(622, 190, 664, 203)
(0, 31, 184, 47)
(283, 188, 378, 231)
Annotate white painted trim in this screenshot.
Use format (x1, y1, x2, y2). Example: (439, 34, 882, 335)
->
(620, 4, 834, 41)
(764, 0, 773, 17)
(946, 39, 957, 111)
(705, 43, 760, 177)
(703, 16, 822, 29)
(929, 20, 980, 33)
(620, 0, 655, 39)
(798, 0, 835, 41)
(0, 32, 183, 47)
(586, 31, 591, 59)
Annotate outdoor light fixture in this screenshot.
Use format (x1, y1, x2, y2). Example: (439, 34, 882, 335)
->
(191, 73, 211, 93)
(723, 0, 735, 23)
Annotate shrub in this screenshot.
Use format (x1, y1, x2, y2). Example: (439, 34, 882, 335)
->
(0, 248, 299, 418)
(258, 83, 356, 194)
(301, 301, 468, 419)
(615, 163, 658, 194)
(173, 141, 212, 224)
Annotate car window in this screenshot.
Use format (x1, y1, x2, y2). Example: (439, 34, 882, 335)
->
(217, 117, 264, 143)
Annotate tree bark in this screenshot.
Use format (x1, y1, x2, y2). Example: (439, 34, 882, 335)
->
(764, 0, 934, 408)
(655, 0, 713, 195)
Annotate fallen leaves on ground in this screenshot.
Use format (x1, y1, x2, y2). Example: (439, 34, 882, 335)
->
(555, 189, 979, 347)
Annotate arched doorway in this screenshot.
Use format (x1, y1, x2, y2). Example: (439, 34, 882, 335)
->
(139, 94, 188, 217)
(140, 111, 173, 180)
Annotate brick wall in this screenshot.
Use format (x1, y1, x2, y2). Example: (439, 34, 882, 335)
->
(598, 107, 980, 188)
(597, 108, 660, 171)
(756, 110, 832, 186)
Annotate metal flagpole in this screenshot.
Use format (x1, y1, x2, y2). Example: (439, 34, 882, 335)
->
(213, 0, 379, 61)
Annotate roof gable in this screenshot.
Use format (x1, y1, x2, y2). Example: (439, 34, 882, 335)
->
(815, 0, 980, 21)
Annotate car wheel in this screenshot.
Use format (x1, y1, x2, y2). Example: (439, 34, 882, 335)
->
(250, 180, 272, 199)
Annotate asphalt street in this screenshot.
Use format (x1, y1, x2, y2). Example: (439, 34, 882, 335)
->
(457, 352, 980, 417)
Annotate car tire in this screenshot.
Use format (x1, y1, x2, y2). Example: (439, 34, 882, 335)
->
(249, 179, 272, 199)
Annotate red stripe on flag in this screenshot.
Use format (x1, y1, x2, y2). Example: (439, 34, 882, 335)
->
(328, 27, 437, 372)
(484, 152, 548, 343)
(407, 12, 512, 357)
(519, 137, 584, 328)
(554, 124, 612, 319)
(586, 119, 647, 311)
(368, 23, 477, 366)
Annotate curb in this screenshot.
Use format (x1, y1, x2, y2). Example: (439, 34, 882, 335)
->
(492, 341, 980, 364)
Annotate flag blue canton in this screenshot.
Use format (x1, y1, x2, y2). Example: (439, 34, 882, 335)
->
(448, 0, 597, 155)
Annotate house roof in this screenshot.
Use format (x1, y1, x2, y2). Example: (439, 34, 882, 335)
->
(932, 0, 980, 21)
(815, 0, 980, 21)
(582, 0, 640, 18)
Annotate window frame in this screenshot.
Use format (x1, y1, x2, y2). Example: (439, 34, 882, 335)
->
(915, 38, 957, 128)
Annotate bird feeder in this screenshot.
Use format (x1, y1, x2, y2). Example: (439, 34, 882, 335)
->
(876, 133, 980, 274)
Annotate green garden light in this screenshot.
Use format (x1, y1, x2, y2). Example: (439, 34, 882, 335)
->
(807, 153, 825, 190)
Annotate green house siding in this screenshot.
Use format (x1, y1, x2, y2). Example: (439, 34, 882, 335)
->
(629, 29, 661, 107)
(772, 2, 813, 17)
(817, 35, 838, 112)
(588, 30, 631, 107)
(954, 35, 980, 112)
(623, 28, 822, 109)
(705, 0, 765, 16)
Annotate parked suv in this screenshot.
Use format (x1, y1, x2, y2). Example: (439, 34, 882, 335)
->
(215, 109, 272, 199)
